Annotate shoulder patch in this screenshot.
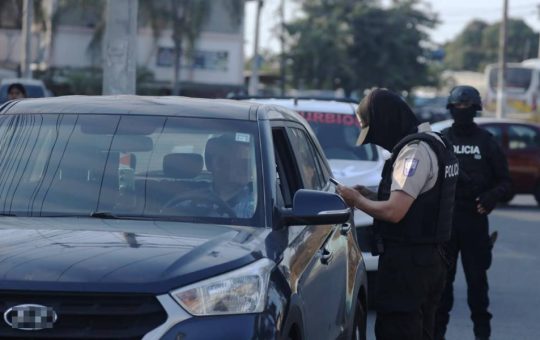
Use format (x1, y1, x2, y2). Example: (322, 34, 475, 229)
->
(403, 158, 419, 177)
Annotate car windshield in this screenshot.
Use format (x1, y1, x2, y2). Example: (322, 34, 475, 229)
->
(0, 114, 262, 225)
(298, 111, 378, 161)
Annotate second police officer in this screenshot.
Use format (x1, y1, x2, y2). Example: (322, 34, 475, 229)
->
(434, 86, 512, 340)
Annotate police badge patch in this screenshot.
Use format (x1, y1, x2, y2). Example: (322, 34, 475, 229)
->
(403, 158, 419, 177)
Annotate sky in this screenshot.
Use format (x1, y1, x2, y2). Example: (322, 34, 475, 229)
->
(244, 0, 540, 58)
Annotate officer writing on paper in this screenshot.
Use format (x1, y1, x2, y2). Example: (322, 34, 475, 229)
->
(336, 88, 458, 340)
(434, 86, 512, 340)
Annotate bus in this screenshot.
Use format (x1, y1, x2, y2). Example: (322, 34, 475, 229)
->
(484, 59, 540, 118)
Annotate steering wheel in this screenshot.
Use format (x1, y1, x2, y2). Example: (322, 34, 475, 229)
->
(160, 190, 236, 217)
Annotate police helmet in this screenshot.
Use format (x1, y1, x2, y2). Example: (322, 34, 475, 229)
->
(446, 85, 482, 110)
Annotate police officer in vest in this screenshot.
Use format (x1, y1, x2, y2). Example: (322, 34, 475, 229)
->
(337, 88, 458, 340)
(434, 86, 512, 340)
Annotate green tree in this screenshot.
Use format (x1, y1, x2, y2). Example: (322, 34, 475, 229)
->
(286, 0, 437, 96)
(444, 18, 539, 72)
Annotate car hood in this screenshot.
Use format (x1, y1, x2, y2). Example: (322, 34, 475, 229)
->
(329, 159, 383, 187)
(0, 217, 269, 294)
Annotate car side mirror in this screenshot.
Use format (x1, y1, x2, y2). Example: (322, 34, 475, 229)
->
(281, 189, 351, 227)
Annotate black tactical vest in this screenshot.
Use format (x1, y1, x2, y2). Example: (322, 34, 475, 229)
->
(442, 127, 494, 203)
(375, 132, 458, 244)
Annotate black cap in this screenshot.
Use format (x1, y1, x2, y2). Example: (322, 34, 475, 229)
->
(446, 85, 482, 110)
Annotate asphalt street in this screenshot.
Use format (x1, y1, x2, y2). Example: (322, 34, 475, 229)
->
(366, 195, 540, 340)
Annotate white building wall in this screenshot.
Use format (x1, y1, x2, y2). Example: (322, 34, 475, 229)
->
(50, 26, 96, 67)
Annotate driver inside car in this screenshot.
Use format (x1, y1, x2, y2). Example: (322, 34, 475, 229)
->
(204, 134, 256, 218)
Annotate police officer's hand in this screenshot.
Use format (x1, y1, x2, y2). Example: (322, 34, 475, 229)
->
(476, 192, 497, 215)
(336, 185, 362, 208)
(352, 185, 377, 200)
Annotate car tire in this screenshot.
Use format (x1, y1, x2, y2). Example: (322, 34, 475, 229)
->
(352, 299, 367, 340)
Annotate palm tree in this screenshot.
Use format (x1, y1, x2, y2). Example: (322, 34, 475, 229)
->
(140, 0, 243, 95)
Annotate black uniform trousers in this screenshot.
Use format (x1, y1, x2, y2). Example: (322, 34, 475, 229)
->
(435, 209, 492, 339)
(374, 243, 447, 340)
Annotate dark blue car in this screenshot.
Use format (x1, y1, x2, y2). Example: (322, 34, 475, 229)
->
(0, 96, 367, 340)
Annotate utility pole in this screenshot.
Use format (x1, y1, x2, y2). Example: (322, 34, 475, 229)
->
(102, 0, 138, 95)
(279, 0, 286, 96)
(496, 0, 508, 119)
(249, 0, 263, 96)
(537, 4, 540, 59)
(20, 0, 33, 79)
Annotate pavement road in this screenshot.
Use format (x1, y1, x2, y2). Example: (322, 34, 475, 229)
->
(366, 195, 540, 340)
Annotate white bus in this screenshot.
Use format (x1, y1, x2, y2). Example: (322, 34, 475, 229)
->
(484, 59, 540, 117)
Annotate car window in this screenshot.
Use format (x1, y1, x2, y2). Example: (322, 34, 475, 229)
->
(0, 84, 45, 100)
(297, 111, 379, 161)
(272, 127, 299, 208)
(288, 127, 324, 190)
(507, 124, 540, 150)
(0, 114, 262, 225)
(482, 124, 504, 146)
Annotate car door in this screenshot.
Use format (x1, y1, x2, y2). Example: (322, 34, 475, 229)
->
(286, 125, 349, 340)
(504, 123, 540, 193)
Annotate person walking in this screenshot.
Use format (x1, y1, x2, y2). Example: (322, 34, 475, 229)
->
(337, 88, 459, 340)
(434, 86, 512, 340)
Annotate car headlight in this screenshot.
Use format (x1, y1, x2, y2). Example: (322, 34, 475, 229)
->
(170, 258, 274, 316)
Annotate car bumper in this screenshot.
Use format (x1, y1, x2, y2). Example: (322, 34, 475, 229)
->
(144, 295, 279, 340)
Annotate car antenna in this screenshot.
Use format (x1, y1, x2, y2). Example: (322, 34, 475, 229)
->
(294, 97, 298, 106)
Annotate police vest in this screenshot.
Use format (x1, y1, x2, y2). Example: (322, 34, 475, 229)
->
(375, 132, 458, 244)
(442, 127, 495, 202)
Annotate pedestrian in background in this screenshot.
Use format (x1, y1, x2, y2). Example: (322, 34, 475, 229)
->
(7, 83, 27, 100)
(337, 88, 459, 340)
(434, 86, 512, 340)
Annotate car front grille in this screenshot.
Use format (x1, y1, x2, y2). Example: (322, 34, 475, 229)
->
(0, 291, 167, 339)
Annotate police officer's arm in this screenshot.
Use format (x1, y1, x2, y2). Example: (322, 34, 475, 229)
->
(477, 137, 512, 214)
(337, 187, 414, 223)
(337, 142, 433, 223)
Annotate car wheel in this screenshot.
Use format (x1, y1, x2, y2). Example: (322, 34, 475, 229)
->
(352, 299, 367, 340)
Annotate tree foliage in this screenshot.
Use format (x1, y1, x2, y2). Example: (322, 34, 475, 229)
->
(286, 0, 438, 95)
(444, 18, 539, 72)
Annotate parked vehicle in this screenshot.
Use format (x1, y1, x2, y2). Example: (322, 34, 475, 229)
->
(238, 97, 385, 306)
(0, 96, 367, 340)
(432, 117, 540, 205)
(484, 59, 540, 116)
(412, 95, 451, 123)
(0, 78, 52, 103)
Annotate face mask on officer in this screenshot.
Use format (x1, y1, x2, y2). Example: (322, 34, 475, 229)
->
(356, 89, 419, 152)
(449, 104, 476, 126)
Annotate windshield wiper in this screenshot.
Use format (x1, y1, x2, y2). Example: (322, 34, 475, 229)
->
(0, 213, 16, 216)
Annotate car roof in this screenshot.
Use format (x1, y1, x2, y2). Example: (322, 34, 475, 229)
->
(431, 116, 540, 132)
(0, 95, 311, 123)
(0, 78, 46, 86)
(241, 98, 357, 115)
